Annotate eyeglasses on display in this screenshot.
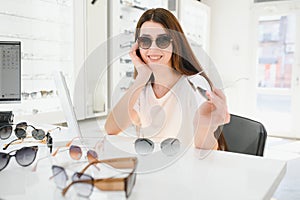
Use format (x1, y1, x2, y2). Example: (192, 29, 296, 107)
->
(51, 157, 137, 198)
(0, 146, 38, 171)
(137, 34, 173, 49)
(21, 90, 54, 100)
(134, 126, 181, 156)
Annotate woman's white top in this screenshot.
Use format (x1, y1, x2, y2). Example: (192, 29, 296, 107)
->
(133, 74, 210, 146)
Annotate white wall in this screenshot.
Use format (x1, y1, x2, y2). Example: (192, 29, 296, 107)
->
(202, 0, 256, 117)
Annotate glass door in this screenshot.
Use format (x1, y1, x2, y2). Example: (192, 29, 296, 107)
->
(253, 1, 300, 138)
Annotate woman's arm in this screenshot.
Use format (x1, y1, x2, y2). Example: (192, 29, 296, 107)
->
(193, 88, 230, 149)
(105, 43, 152, 134)
(105, 79, 147, 134)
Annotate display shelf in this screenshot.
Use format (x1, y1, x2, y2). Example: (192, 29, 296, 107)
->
(0, 0, 74, 124)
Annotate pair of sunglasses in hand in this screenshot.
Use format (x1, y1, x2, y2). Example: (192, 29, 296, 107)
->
(0, 146, 38, 171)
(51, 157, 137, 198)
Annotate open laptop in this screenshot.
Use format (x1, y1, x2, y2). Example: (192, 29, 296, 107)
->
(54, 71, 82, 139)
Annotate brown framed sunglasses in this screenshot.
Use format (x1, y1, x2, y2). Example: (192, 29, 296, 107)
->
(51, 157, 138, 198)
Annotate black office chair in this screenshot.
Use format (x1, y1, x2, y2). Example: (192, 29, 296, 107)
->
(221, 114, 267, 156)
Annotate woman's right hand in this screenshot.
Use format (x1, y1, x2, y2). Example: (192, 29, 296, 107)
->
(129, 42, 152, 82)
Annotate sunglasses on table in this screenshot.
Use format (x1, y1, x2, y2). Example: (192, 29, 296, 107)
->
(32, 137, 103, 172)
(52, 136, 105, 163)
(0, 146, 38, 171)
(51, 157, 137, 198)
(2, 126, 60, 153)
(137, 34, 173, 49)
(0, 122, 28, 140)
(134, 126, 181, 156)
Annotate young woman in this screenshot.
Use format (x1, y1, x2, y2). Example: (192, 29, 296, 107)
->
(105, 8, 230, 150)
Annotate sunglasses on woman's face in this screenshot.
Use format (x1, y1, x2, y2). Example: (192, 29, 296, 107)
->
(137, 34, 172, 49)
(0, 146, 38, 171)
(51, 157, 137, 198)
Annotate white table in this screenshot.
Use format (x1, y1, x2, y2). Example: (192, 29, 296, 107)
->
(129, 149, 286, 200)
(0, 132, 286, 200)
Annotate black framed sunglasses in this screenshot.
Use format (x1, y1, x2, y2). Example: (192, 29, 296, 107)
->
(0, 122, 27, 140)
(137, 34, 173, 49)
(134, 126, 180, 156)
(51, 157, 137, 198)
(0, 146, 38, 171)
(3, 127, 60, 153)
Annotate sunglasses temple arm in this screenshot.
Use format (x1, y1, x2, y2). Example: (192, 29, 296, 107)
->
(32, 155, 49, 172)
(52, 137, 75, 156)
(2, 139, 20, 150)
(62, 179, 94, 196)
(48, 127, 61, 133)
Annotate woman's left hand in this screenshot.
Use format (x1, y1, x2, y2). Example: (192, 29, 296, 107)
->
(193, 88, 230, 149)
(195, 88, 230, 133)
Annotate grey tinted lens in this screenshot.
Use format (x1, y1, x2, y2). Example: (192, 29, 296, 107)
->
(32, 129, 45, 140)
(0, 153, 10, 171)
(156, 36, 171, 49)
(15, 146, 37, 166)
(138, 37, 152, 49)
(15, 128, 26, 139)
(161, 138, 180, 156)
(135, 138, 154, 155)
(0, 126, 12, 139)
(72, 173, 93, 197)
(52, 166, 68, 189)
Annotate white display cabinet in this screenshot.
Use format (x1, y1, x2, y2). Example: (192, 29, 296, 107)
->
(0, 0, 108, 124)
(73, 0, 108, 120)
(179, 0, 211, 54)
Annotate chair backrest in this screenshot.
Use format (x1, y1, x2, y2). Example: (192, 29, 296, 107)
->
(222, 114, 267, 156)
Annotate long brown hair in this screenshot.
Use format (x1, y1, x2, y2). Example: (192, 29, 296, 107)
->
(134, 8, 227, 150)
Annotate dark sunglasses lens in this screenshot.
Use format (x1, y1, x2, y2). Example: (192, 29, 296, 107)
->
(0, 153, 10, 171)
(14, 128, 26, 139)
(72, 173, 93, 197)
(156, 35, 171, 49)
(0, 125, 12, 139)
(32, 129, 45, 140)
(52, 165, 68, 189)
(69, 145, 82, 160)
(138, 37, 152, 49)
(135, 138, 154, 155)
(126, 172, 136, 198)
(87, 150, 98, 162)
(16, 122, 27, 129)
(15, 146, 38, 166)
(161, 138, 180, 156)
